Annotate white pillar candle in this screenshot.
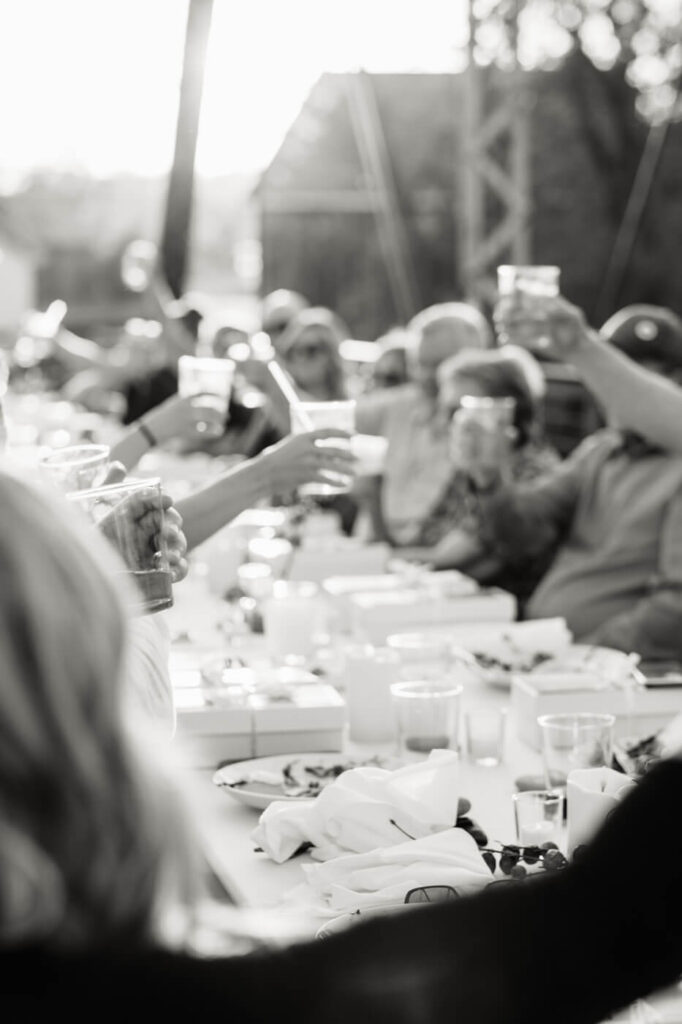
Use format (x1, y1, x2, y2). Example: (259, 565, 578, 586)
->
(262, 581, 321, 663)
(343, 645, 399, 744)
(566, 767, 637, 856)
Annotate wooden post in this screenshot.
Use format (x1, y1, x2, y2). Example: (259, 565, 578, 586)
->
(345, 72, 420, 323)
(160, 0, 214, 298)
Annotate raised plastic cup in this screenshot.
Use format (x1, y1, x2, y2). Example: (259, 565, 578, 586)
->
(496, 265, 561, 352)
(290, 399, 356, 496)
(69, 476, 173, 615)
(177, 355, 235, 436)
(39, 444, 110, 492)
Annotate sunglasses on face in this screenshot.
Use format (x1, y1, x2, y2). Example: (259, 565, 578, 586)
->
(288, 342, 328, 360)
(374, 372, 404, 387)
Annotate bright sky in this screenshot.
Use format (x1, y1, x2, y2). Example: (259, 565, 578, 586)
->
(0, 0, 677, 182)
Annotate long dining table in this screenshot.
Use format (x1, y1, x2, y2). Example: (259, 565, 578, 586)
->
(162, 547, 682, 1024)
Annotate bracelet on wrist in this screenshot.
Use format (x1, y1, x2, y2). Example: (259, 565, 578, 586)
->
(138, 420, 157, 448)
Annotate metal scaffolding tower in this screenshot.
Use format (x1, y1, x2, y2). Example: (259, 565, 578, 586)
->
(458, 0, 531, 306)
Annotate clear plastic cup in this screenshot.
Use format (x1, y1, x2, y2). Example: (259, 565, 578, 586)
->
(177, 355, 235, 436)
(290, 400, 356, 496)
(496, 265, 560, 352)
(40, 444, 110, 493)
(450, 395, 516, 476)
(69, 476, 173, 614)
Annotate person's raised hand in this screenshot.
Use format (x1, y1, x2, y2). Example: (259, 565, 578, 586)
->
(493, 293, 597, 361)
(258, 428, 356, 494)
(143, 392, 226, 445)
(98, 488, 188, 583)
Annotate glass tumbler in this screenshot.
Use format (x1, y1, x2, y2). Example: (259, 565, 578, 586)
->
(538, 712, 615, 789)
(390, 680, 463, 756)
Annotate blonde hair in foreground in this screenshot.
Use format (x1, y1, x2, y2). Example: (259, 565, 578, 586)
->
(0, 468, 206, 950)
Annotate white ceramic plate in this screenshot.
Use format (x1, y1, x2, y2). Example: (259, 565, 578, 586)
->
(212, 752, 403, 810)
(475, 643, 641, 691)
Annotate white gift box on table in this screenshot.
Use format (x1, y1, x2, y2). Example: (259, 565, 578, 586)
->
(323, 570, 479, 634)
(512, 672, 682, 751)
(172, 668, 346, 769)
(347, 586, 517, 645)
(287, 539, 391, 582)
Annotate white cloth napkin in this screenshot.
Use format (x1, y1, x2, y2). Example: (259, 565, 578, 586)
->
(290, 828, 492, 914)
(566, 766, 636, 855)
(252, 749, 461, 863)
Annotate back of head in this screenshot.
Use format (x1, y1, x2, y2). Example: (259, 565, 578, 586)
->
(406, 303, 493, 396)
(408, 302, 494, 354)
(0, 470, 204, 950)
(600, 305, 682, 379)
(438, 344, 545, 445)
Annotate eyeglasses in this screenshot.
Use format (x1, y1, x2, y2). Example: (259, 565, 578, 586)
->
(403, 885, 460, 904)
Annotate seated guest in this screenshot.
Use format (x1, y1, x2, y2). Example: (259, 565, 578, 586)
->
(504, 295, 682, 454)
(6, 466, 682, 1023)
(407, 346, 560, 602)
(260, 288, 310, 353)
(355, 302, 492, 546)
(277, 306, 350, 402)
(455, 306, 682, 660)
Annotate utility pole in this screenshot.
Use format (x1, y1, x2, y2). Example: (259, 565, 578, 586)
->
(160, 0, 214, 298)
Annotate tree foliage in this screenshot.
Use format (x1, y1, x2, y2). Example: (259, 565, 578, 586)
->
(472, 0, 681, 119)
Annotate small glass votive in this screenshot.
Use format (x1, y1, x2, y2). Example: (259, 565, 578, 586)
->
(464, 708, 507, 767)
(390, 680, 463, 756)
(512, 789, 563, 848)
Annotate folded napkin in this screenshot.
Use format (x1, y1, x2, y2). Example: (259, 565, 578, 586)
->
(252, 749, 460, 863)
(567, 766, 637, 855)
(291, 828, 492, 914)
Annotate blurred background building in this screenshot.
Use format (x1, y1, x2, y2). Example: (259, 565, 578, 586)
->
(0, 0, 679, 347)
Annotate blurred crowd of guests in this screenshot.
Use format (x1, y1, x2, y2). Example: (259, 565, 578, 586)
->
(13, 243, 682, 666)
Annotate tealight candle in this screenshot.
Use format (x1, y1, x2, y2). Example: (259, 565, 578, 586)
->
(519, 820, 557, 847)
(513, 790, 563, 849)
